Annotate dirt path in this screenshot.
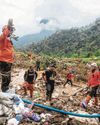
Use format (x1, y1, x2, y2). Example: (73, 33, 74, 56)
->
(10, 68, 86, 98)
(11, 68, 25, 87)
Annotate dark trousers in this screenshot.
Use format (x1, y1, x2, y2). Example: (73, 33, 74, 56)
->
(36, 66, 40, 71)
(89, 85, 99, 97)
(46, 80, 54, 101)
(0, 61, 12, 92)
(64, 79, 73, 86)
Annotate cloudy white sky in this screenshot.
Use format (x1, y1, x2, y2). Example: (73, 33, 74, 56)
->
(0, 0, 100, 36)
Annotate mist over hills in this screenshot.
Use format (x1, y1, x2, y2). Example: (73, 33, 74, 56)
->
(13, 30, 55, 48)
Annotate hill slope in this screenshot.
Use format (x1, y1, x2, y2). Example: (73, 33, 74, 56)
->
(30, 19, 100, 57)
(14, 30, 55, 48)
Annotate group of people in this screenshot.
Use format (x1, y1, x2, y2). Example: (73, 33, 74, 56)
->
(0, 20, 100, 110)
(22, 64, 56, 101)
(22, 63, 100, 109)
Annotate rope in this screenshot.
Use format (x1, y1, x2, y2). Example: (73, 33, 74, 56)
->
(22, 99, 100, 118)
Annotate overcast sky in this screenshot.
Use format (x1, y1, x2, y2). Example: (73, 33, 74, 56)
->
(0, 0, 100, 36)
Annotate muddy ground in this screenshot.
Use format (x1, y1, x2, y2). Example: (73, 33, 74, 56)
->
(5, 68, 100, 125)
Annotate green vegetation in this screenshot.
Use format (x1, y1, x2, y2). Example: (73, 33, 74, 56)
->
(29, 19, 100, 58)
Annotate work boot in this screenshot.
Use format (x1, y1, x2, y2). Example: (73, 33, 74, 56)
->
(81, 100, 87, 109)
(81, 95, 91, 109)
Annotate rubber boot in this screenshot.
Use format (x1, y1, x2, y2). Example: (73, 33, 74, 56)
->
(81, 95, 91, 109)
(85, 95, 91, 104)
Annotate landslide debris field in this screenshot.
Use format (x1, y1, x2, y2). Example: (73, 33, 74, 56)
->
(0, 52, 100, 125)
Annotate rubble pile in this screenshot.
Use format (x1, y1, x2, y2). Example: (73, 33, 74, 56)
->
(0, 76, 99, 125)
(0, 87, 99, 125)
(0, 56, 100, 125)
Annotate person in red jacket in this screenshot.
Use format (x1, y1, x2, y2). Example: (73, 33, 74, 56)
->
(0, 19, 15, 92)
(97, 66, 100, 95)
(97, 66, 100, 84)
(81, 67, 99, 109)
(64, 72, 74, 87)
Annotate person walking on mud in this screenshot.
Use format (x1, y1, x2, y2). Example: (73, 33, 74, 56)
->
(97, 66, 100, 84)
(64, 71, 74, 87)
(23, 66, 37, 98)
(97, 66, 100, 94)
(42, 64, 56, 101)
(0, 19, 15, 92)
(81, 64, 99, 109)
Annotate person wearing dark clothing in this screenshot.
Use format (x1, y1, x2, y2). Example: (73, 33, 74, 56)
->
(36, 60, 40, 71)
(43, 65, 56, 101)
(0, 19, 15, 92)
(23, 66, 37, 98)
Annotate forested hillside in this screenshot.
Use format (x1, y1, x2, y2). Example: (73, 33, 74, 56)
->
(30, 19, 100, 57)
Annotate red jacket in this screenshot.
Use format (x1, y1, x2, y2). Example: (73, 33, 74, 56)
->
(97, 71, 100, 85)
(67, 73, 74, 80)
(0, 26, 14, 63)
(88, 71, 99, 87)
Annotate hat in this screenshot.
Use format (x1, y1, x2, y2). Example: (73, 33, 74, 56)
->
(91, 63, 97, 67)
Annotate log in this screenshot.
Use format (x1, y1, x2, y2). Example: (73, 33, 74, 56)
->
(71, 87, 87, 96)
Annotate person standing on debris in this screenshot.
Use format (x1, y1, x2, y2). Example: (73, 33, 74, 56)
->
(97, 66, 100, 94)
(0, 19, 15, 92)
(42, 64, 56, 101)
(97, 66, 100, 84)
(81, 64, 99, 108)
(23, 66, 37, 98)
(36, 59, 40, 71)
(63, 71, 74, 87)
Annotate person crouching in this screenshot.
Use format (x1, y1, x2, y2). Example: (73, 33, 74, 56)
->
(23, 66, 37, 98)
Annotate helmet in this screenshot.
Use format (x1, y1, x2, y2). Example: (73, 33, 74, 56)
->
(91, 63, 97, 67)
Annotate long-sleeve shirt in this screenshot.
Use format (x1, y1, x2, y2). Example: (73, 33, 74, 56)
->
(66, 73, 74, 80)
(88, 71, 99, 87)
(0, 26, 14, 63)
